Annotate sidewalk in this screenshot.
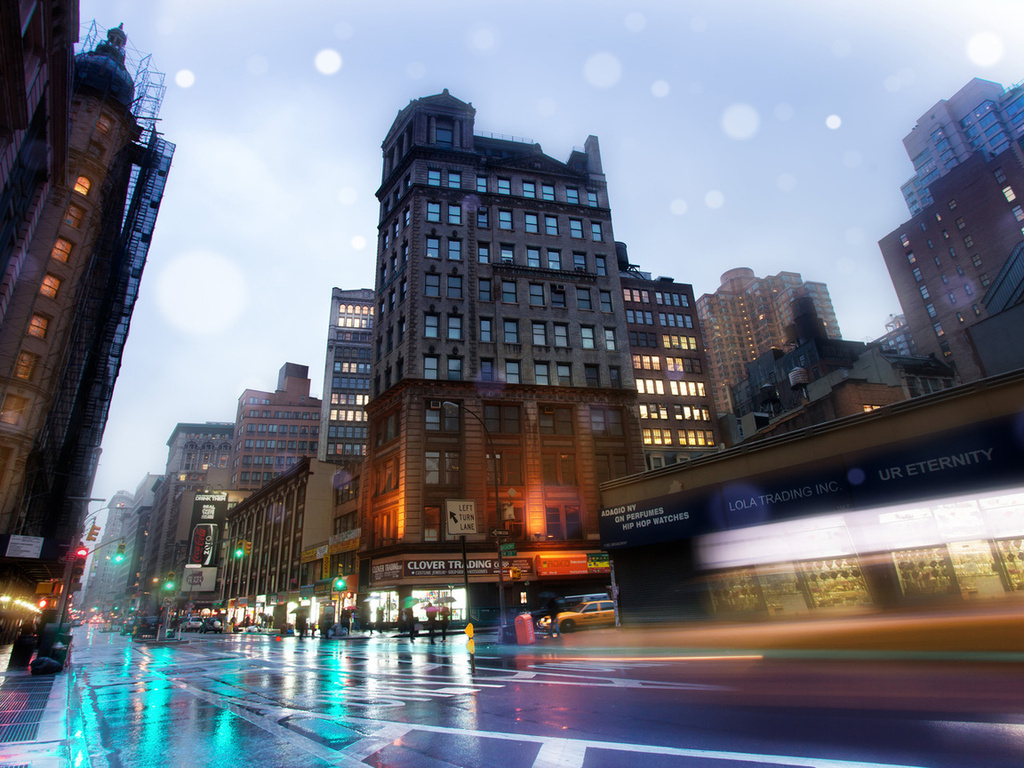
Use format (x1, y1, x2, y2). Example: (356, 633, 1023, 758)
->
(0, 661, 73, 768)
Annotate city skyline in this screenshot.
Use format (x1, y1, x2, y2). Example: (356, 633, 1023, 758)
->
(80, 0, 1024, 522)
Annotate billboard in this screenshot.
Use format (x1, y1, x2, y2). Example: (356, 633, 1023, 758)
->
(187, 492, 229, 567)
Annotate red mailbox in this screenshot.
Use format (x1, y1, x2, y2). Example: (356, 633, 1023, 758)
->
(514, 613, 536, 645)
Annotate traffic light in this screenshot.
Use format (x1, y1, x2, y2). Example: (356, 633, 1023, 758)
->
(114, 541, 126, 562)
(234, 541, 245, 558)
(333, 576, 346, 591)
(38, 597, 49, 610)
(70, 547, 88, 592)
(243, 540, 252, 556)
(163, 571, 176, 591)
(508, 566, 522, 581)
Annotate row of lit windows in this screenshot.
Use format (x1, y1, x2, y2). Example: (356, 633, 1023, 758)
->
(330, 393, 368, 407)
(329, 409, 368, 421)
(637, 379, 708, 397)
(639, 404, 712, 421)
(326, 443, 367, 456)
(245, 409, 318, 420)
(642, 429, 716, 446)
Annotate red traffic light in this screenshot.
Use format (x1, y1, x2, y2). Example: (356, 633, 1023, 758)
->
(38, 598, 48, 609)
(75, 547, 89, 558)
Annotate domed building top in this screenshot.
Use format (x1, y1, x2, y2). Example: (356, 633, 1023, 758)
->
(74, 24, 135, 110)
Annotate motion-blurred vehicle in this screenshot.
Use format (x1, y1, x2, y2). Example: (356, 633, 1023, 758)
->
(199, 617, 223, 634)
(182, 616, 204, 632)
(536, 599, 615, 633)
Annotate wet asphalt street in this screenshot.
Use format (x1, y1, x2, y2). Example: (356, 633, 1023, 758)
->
(68, 625, 1024, 768)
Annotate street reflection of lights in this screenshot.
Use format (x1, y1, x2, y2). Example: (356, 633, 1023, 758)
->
(569, 654, 763, 662)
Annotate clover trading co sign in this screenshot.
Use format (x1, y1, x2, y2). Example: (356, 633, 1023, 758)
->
(445, 499, 477, 537)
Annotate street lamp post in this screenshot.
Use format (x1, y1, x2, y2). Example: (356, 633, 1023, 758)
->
(443, 401, 507, 641)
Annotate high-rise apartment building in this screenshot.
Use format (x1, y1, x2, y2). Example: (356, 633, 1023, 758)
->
(318, 288, 374, 463)
(361, 91, 644, 622)
(231, 363, 322, 491)
(879, 148, 1024, 382)
(0, 22, 173, 600)
(697, 268, 840, 416)
(899, 78, 1024, 216)
(619, 258, 718, 468)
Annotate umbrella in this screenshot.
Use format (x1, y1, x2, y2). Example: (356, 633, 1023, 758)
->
(401, 596, 421, 609)
(435, 596, 455, 604)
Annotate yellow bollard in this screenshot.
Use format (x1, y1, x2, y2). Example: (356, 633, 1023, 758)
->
(465, 622, 475, 672)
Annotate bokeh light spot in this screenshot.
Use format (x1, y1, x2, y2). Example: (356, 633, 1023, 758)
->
(721, 103, 760, 140)
(670, 199, 688, 216)
(174, 69, 195, 88)
(470, 27, 498, 52)
(351, 236, 367, 250)
(967, 32, 1004, 67)
(315, 49, 342, 75)
(651, 80, 670, 98)
(156, 250, 246, 335)
(705, 190, 725, 209)
(826, 114, 842, 130)
(583, 52, 622, 89)
(832, 39, 852, 57)
(625, 13, 646, 32)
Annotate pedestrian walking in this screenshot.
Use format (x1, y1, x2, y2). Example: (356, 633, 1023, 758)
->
(425, 603, 438, 643)
(439, 605, 451, 642)
(545, 597, 560, 638)
(404, 607, 418, 640)
(376, 606, 385, 634)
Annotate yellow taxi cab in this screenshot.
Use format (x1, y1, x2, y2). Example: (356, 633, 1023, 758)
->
(537, 599, 615, 633)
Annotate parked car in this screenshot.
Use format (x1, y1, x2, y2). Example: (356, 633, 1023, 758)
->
(199, 617, 223, 634)
(536, 600, 615, 633)
(182, 616, 204, 632)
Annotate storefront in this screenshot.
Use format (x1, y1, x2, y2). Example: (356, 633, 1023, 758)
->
(600, 378, 1024, 624)
(367, 549, 611, 623)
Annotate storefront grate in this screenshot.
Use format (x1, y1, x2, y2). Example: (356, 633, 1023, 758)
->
(0, 677, 54, 744)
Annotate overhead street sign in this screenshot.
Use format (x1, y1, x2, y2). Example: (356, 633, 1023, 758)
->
(445, 499, 477, 536)
(490, 528, 511, 538)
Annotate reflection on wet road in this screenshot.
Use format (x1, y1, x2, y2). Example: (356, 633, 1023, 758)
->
(72, 628, 1024, 768)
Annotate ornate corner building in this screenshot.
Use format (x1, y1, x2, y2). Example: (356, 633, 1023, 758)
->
(0, 15, 173, 603)
(359, 91, 645, 622)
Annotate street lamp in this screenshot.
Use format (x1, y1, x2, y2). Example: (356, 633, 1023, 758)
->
(443, 401, 508, 641)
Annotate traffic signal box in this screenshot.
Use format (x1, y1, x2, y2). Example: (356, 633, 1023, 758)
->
(69, 548, 88, 592)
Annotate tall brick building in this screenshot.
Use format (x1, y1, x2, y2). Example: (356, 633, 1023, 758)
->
(360, 91, 644, 623)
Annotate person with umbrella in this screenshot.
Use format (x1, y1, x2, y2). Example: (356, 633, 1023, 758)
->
(424, 602, 439, 643)
(437, 597, 453, 641)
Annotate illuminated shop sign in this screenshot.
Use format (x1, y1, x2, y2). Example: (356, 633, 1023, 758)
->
(370, 556, 534, 583)
(601, 413, 1024, 550)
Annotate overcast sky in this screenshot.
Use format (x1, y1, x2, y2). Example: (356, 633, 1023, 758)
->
(80, 0, 1024, 522)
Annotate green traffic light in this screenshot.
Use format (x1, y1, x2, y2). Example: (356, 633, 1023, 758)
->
(334, 578, 345, 590)
(234, 547, 244, 558)
(163, 581, 174, 591)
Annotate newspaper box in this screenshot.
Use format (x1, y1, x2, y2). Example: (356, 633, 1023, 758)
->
(514, 613, 536, 645)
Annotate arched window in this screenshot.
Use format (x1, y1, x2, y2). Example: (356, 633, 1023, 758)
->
(74, 176, 91, 195)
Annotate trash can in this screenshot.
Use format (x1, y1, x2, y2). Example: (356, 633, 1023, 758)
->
(514, 613, 536, 645)
(8, 633, 35, 669)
